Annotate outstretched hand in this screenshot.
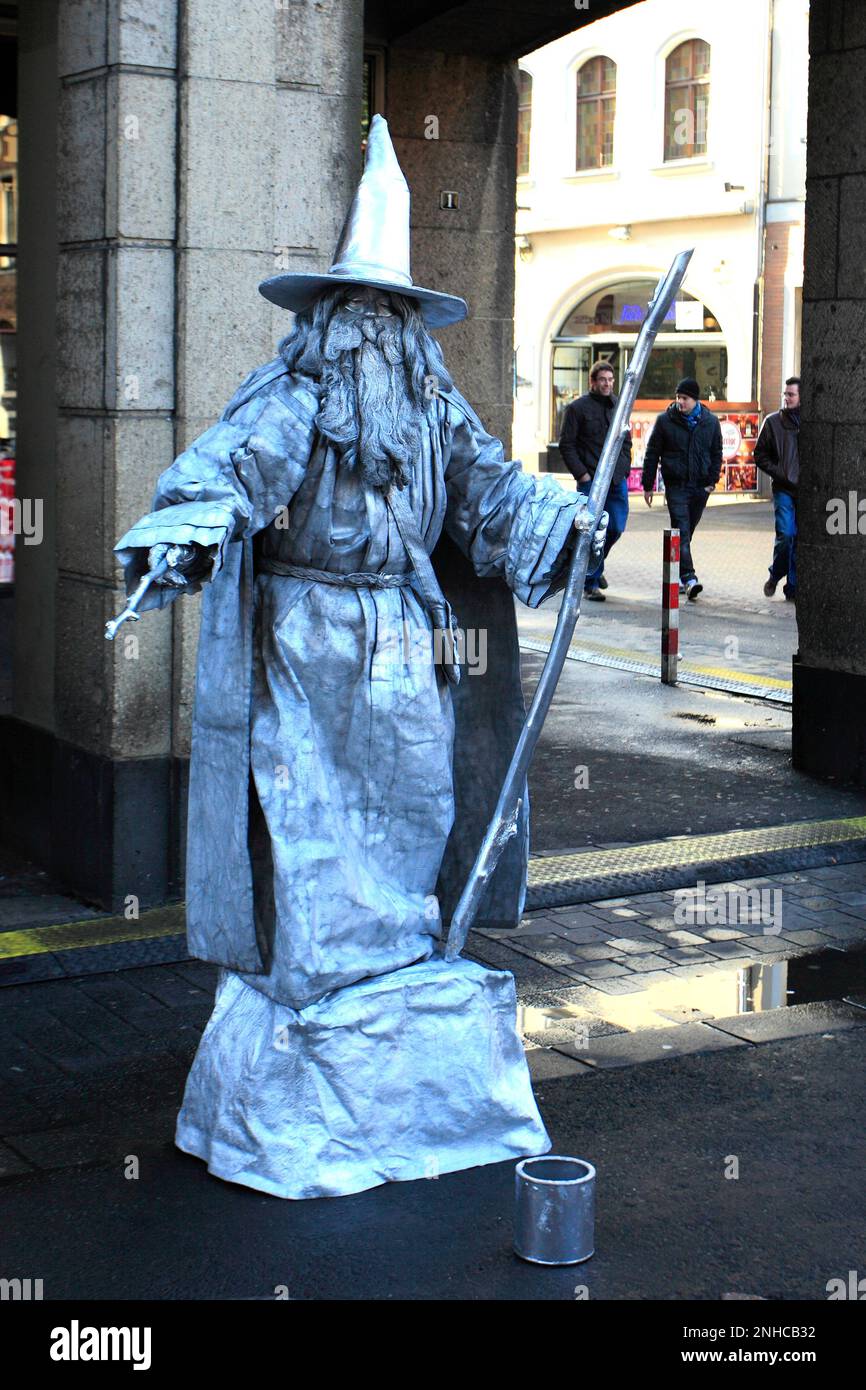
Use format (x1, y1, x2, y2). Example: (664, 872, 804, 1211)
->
(148, 542, 199, 588)
(573, 506, 609, 561)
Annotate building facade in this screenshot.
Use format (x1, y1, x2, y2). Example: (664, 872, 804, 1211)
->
(512, 0, 808, 493)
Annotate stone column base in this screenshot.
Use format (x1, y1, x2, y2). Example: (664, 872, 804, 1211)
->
(175, 957, 550, 1200)
(792, 658, 866, 786)
(0, 715, 186, 909)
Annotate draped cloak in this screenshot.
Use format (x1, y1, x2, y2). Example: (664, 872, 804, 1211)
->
(115, 360, 584, 1010)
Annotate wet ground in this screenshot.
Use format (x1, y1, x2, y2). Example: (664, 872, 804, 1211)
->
(523, 649, 866, 854)
(515, 500, 866, 855)
(1, 987, 863, 1301)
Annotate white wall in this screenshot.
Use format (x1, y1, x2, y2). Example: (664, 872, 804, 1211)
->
(768, 0, 809, 207)
(767, 0, 809, 391)
(513, 0, 778, 467)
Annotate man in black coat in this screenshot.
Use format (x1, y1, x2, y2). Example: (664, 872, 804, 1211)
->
(641, 377, 723, 600)
(754, 376, 799, 602)
(558, 359, 632, 600)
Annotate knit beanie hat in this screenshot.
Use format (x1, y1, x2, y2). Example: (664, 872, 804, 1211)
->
(676, 377, 701, 399)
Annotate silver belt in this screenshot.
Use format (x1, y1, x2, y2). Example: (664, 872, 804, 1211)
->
(256, 557, 413, 590)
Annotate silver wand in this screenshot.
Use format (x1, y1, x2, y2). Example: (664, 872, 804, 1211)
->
(444, 247, 694, 960)
(105, 556, 173, 641)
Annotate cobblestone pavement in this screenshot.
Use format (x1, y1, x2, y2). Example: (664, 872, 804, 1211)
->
(466, 860, 866, 1074)
(1, 858, 864, 1179)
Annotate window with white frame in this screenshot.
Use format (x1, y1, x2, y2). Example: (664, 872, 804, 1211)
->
(664, 39, 710, 161)
(575, 56, 616, 170)
(517, 69, 532, 177)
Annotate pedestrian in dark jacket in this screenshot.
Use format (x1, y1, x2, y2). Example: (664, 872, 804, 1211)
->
(754, 376, 799, 602)
(559, 359, 632, 600)
(641, 377, 723, 600)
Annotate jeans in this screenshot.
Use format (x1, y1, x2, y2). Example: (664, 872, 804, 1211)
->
(770, 487, 797, 595)
(578, 476, 630, 589)
(664, 482, 710, 583)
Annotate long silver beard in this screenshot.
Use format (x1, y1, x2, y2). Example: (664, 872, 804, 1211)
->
(316, 310, 425, 490)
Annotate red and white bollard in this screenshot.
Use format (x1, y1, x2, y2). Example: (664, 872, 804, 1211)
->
(661, 528, 680, 685)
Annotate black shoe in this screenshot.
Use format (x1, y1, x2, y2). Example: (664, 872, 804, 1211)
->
(685, 578, 703, 601)
(598, 575, 608, 590)
(584, 588, 605, 602)
(763, 577, 778, 598)
(784, 587, 796, 603)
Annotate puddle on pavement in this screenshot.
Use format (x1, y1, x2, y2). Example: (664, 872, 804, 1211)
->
(671, 712, 789, 732)
(518, 946, 866, 1040)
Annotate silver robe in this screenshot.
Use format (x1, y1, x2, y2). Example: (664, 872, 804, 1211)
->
(116, 361, 584, 1010)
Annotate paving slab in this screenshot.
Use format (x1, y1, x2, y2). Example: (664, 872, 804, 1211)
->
(559, 943, 621, 962)
(616, 952, 671, 973)
(547, 925, 611, 944)
(705, 999, 866, 1044)
(664, 929, 710, 946)
(605, 937, 660, 955)
(554, 1021, 748, 1070)
(544, 908, 613, 930)
(525, 1048, 593, 1080)
(570, 961, 634, 981)
(701, 940, 754, 960)
(577, 974, 648, 996)
(598, 927, 659, 946)
(780, 929, 834, 947)
(729, 933, 784, 951)
(807, 919, 866, 939)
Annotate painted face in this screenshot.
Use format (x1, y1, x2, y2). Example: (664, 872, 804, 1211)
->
(342, 287, 397, 317)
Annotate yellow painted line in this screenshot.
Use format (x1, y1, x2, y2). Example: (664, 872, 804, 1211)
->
(0, 906, 185, 960)
(4, 817, 864, 964)
(529, 816, 866, 887)
(679, 662, 791, 690)
(521, 630, 793, 690)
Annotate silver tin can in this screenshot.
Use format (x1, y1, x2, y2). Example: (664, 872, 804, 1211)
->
(514, 1155, 596, 1265)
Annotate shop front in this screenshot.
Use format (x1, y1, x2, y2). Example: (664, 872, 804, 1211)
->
(541, 278, 760, 495)
(627, 403, 759, 494)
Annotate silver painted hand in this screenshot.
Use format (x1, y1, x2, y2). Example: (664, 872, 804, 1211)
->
(147, 542, 198, 588)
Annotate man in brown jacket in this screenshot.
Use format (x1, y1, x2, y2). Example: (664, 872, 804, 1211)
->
(754, 376, 800, 602)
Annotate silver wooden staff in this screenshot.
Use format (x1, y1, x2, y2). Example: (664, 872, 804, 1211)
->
(444, 247, 694, 960)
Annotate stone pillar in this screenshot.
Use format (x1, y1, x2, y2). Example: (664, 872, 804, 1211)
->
(386, 48, 518, 450)
(793, 0, 866, 785)
(170, 0, 362, 765)
(385, 46, 527, 926)
(50, 0, 180, 906)
(4, 0, 363, 907)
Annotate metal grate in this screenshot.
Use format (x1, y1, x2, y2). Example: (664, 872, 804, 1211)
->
(519, 638, 793, 704)
(526, 816, 866, 909)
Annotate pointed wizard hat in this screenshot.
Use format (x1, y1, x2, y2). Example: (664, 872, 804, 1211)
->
(259, 115, 468, 329)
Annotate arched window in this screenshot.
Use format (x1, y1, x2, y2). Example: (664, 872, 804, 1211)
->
(664, 39, 710, 161)
(517, 70, 532, 177)
(575, 56, 616, 170)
